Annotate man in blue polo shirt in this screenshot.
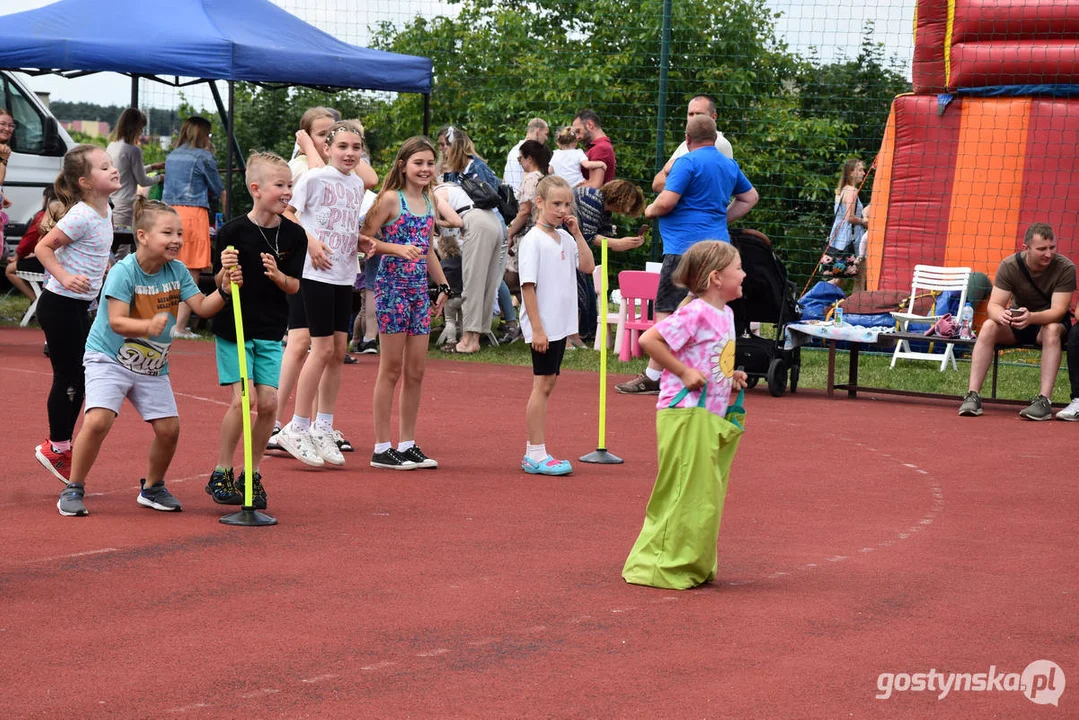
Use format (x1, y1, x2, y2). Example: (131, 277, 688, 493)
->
(617, 114, 758, 395)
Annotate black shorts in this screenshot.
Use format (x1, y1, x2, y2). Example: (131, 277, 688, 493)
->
(16, 257, 45, 273)
(531, 338, 567, 376)
(301, 278, 352, 337)
(287, 291, 307, 331)
(655, 253, 688, 313)
(1012, 322, 1067, 346)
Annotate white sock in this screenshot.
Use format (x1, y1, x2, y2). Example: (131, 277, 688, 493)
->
(273, 421, 281, 431)
(51, 439, 72, 453)
(314, 412, 334, 434)
(645, 367, 662, 382)
(374, 441, 392, 454)
(397, 440, 415, 452)
(291, 415, 311, 432)
(527, 443, 548, 462)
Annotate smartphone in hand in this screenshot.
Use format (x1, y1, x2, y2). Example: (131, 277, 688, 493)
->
(638, 224, 650, 238)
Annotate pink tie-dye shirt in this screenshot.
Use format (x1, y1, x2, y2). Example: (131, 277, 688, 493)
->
(655, 298, 737, 417)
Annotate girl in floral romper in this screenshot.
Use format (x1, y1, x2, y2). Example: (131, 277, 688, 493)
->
(360, 137, 462, 470)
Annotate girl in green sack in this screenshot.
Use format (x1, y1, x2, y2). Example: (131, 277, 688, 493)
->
(623, 241, 748, 589)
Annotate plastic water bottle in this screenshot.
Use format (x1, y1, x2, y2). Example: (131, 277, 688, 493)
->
(959, 303, 974, 340)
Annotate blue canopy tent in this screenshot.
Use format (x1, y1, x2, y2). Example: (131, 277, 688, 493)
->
(0, 0, 434, 211)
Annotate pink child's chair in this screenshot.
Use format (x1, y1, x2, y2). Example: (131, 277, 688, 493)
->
(617, 270, 660, 361)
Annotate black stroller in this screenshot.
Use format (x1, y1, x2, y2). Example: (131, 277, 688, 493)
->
(727, 228, 802, 397)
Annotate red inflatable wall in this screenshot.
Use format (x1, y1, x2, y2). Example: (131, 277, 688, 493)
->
(912, 0, 1079, 93)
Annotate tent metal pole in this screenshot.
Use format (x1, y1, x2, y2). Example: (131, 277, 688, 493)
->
(423, 93, 430, 137)
(130, 76, 138, 108)
(209, 81, 244, 217)
(225, 81, 235, 219)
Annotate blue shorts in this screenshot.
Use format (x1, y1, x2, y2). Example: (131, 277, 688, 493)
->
(215, 337, 284, 388)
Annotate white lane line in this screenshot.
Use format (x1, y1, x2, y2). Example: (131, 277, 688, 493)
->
(360, 661, 396, 671)
(174, 391, 229, 407)
(23, 547, 118, 564)
(168, 702, 211, 713)
(300, 674, 337, 684)
(0, 472, 208, 510)
(240, 688, 280, 699)
(0, 366, 50, 376)
(416, 648, 450, 657)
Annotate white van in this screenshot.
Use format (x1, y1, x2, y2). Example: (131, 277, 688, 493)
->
(2, 70, 74, 256)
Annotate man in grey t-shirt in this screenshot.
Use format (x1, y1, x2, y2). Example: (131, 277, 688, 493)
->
(959, 222, 1076, 420)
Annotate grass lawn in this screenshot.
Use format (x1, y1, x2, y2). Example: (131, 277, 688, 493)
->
(2, 292, 1066, 404)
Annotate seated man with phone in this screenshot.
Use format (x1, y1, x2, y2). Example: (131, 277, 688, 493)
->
(959, 222, 1076, 420)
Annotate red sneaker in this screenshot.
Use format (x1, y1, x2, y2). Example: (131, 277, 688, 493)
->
(35, 440, 72, 484)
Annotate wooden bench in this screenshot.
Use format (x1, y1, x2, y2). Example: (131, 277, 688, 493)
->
(825, 331, 1043, 405)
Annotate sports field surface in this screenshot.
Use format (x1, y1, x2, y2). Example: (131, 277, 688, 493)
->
(0, 326, 1073, 718)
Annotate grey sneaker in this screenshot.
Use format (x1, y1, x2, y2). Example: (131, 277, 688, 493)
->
(616, 373, 660, 395)
(137, 479, 183, 511)
(958, 391, 982, 416)
(57, 483, 88, 517)
(1019, 394, 1052, 421)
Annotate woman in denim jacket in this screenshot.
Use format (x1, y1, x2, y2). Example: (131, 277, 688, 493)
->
(162, 115, 223, 337)
(436, 125, 499, 186)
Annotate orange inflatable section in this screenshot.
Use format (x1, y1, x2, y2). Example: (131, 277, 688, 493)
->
(868, 95, 1079, 291)
(942, 99, 1030, 277)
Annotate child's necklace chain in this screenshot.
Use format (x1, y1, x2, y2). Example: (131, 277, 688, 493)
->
(254, 221, 280, 257)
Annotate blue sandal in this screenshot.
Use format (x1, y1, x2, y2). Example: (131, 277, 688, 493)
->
(521, 454, 573, 476)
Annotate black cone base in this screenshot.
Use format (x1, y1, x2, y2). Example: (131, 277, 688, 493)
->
(579, 448, 624, 464)
(220, 507, 278, 526)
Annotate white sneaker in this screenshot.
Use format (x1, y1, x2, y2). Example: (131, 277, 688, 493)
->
(310, 429, 345, 466)
(1055, 398, 1079, 421)
(276, 422, 325, 467)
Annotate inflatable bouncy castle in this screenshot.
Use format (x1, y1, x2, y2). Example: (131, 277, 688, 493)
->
(866, 0, 1079, 291)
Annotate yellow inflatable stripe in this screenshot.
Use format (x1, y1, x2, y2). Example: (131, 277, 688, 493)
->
(944, 0, 955, 88)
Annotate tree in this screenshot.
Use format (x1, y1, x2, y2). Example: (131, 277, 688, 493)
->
(366, 0, 871, 279)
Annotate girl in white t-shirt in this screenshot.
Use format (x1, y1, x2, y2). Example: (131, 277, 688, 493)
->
(517, 175, 595, 476)
(32, 145, 121, 484)
(277, 121, 377, 468)
(550, 125, 607, 188)
(272, 108, 355, 455)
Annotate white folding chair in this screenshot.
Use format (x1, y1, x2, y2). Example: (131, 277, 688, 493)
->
(16, 271, 46, 327)
(593, 264, 626, 351)
(890, 264, 971, 371)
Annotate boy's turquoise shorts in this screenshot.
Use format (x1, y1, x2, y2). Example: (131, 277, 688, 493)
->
(215, 337, 284, 388)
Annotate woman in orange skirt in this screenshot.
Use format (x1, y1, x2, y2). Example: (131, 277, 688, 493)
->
(162, 116, 224, 337)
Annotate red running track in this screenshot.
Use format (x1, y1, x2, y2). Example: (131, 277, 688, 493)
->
(0, 327, 1075, 718)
